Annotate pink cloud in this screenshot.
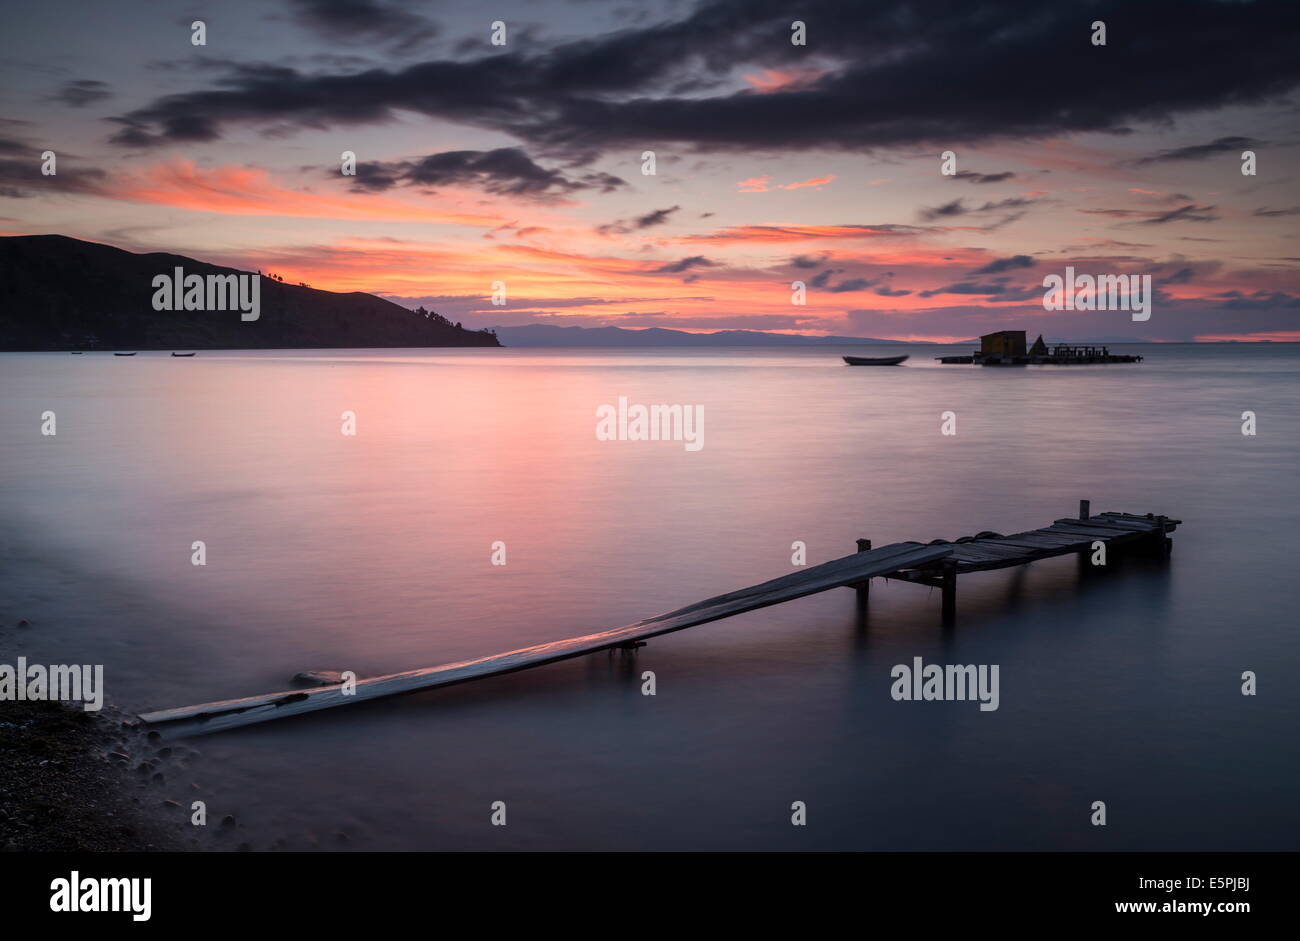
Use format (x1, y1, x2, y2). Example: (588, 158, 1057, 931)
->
(742, 68, 825, 94)
(779, 175, 835, 190)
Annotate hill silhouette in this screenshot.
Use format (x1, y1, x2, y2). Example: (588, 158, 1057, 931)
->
(0, 235, 500, 351)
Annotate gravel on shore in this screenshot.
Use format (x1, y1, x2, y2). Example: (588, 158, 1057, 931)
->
(0, 697, 191, 852)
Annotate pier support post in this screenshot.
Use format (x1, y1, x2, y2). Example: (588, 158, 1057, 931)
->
(1152, 515, 1172, 559)
(1077, 499, 1093, 572)
(940, 559, 957, 625)
(854, 539, 872, 606)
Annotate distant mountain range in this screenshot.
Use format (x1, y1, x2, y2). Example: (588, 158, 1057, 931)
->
(0, 235, 499, 351)
(491, 324, 927, 347)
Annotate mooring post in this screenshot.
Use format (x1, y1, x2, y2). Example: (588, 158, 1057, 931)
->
(940, 558, 957, 625)
(855, 539, 872, 606)
(1154, 515, 1170, 558)
(1077, 499, 1093, 572)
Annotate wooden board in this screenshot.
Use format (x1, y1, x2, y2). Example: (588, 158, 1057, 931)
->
(1097, 511, 1182, 528)
(948, 543, 1034, 563)
(995, 533, 1091, 548)
(1045, 524, 1145, 539)
(980, 538, 1083, 552)
(1053, 517, 1155, 532)
(138, 541, 953, 737)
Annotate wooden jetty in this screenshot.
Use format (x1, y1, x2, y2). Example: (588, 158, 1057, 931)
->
(137, 502, 1178, 738)
(859, 503, 1178, 621)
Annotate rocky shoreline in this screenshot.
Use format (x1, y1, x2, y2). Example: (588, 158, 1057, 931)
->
(0, 696, 196, 852)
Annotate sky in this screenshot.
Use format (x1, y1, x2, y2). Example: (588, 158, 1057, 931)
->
(1, 0, 1297, 341)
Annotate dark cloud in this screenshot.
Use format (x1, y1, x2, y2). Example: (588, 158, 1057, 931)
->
(654, 255, 716, 274)
(918, 197, 1033, 221)
(1155, 267, 1195, 285)
(968, 254, 1035, 275)
(1137, 204, 1219, 225)
(634, 205, 679, 228)
(0, 136, 32, 157)
(52, 80, 112, 107)
(106, 0, 1300, 159)
(1210, 290, 1300, 310)
(807, 267, 880, 292)
(827, 277, 876, 293)
(1133, 135, 1262, 165)
(919, 281, 1041, 300)
(598, 205, 680, 235)
(918, 199, 966, 220)
(688, 223, 925, 241)
(345, 147, 625, 198)
(286, 0, 437, 53)
(1079, 208, 1145, 218)
(1253, 205, 1300, 217)
(0, 132, 106, 198)
(951, 170, 1016, 184)
(789, 254, 825, 269)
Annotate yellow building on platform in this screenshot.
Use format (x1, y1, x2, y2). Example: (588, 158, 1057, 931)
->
(979, 330, 1026, 357)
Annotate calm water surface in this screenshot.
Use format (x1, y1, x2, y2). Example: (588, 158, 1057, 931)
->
(1, 344, 1297, 849)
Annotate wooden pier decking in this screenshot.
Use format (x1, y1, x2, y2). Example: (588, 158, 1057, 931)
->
(137, 503, 1179, 738)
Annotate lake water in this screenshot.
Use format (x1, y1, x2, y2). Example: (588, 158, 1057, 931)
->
(1, 344, 1297, 850)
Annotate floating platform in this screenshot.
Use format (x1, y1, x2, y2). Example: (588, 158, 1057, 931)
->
(938, 342, 1143, 365)
(137, 503, 1178, 738)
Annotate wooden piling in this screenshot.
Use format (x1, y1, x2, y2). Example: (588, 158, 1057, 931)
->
(940, 558, 957, 624)
(1153, 515, 1171, 558)
(855, 539, 872, 605)
(1077, 499, 1093, 569)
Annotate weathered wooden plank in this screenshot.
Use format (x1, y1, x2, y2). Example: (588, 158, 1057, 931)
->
(139, 540, 953, 737)
(1053, 516, 1154, 532)
(951, 557, 1033, 573)
(948, 543, 1033, 563)
(1045, 523, 1143, 539)
(1050, 514, 1144, 530)
(1099, 511, 1182, 527)
(981, 537, 1085, 553)
(982, 535, 1086, 551)
(1002, 531, 1093, 547)
(1006, 532, 1089, 545)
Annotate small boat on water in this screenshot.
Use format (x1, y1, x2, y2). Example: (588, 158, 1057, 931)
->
(114, 351, 137, 356)
(171, 352, 196, 357)
(843, 354, 908, 366)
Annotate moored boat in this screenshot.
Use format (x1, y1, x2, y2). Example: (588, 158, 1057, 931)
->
(843, 354, 908, 366)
